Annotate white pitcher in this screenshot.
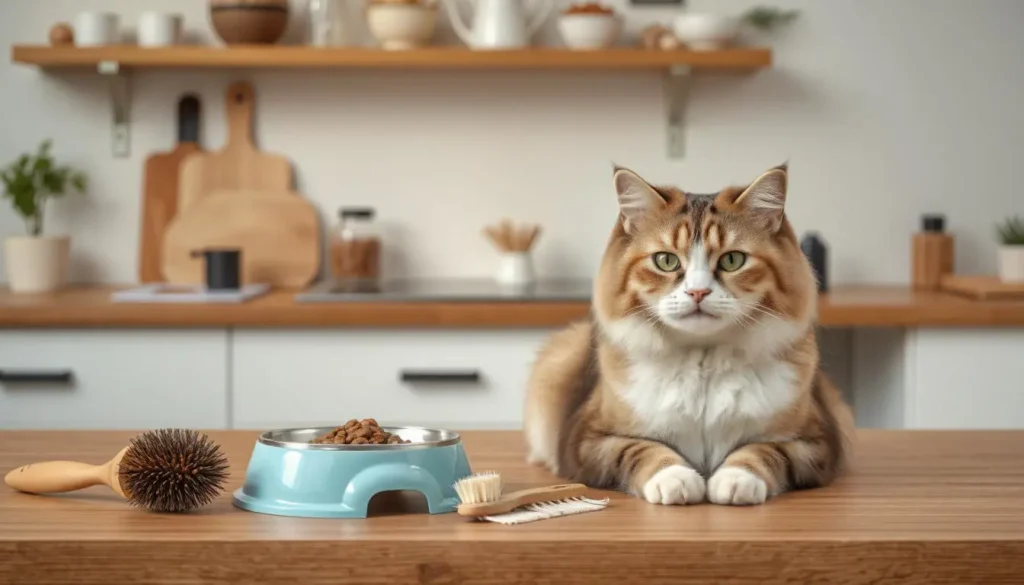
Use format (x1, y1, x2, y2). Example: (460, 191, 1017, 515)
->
(442, 0, 552, 49)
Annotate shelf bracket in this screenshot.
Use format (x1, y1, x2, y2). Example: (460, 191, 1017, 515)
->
(664, 65, 692, 159)
(98, 60, 131, 158)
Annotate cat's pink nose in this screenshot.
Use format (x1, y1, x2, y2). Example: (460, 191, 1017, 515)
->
(686, 288, 711, 303)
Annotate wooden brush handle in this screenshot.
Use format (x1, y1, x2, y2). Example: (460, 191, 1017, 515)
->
(458, 483, 588, 517)
(4, 461, 110, 494)
(508, 483, 587, 508)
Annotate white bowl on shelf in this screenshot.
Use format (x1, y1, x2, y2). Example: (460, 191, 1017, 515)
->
(557, 12, 623, 50)
(366, 1, 438, 50)
(672, 13, 740, 51)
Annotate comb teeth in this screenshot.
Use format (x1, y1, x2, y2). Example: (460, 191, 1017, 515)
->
(480, 496, 610, 525)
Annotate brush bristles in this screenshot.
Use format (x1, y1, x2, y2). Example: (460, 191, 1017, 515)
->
(118, 429, 230, 513)
(453, 471, 503, 504)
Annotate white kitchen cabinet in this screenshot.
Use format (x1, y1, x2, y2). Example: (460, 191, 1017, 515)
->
(0, 329, 228, 429)
(852, 327, 1024, 429)
(905, 328, 1024, 429)
(231, 329, 555, 430)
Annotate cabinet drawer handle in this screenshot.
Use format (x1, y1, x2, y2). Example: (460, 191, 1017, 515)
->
(400, 370, 481, 384)
(0, 369, 74, 384)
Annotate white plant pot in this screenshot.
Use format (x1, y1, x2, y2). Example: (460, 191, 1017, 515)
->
(998, 245, 1024, 283)
(496, 252, 535, 287)
(4, 236, 70, 293)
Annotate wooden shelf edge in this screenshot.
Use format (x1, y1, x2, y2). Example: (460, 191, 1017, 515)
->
(10, 45, 772, 71)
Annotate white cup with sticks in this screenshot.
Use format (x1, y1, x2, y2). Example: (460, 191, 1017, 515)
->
(484, 219, 541, 288)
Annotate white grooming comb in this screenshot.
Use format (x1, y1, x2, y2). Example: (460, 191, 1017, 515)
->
(453, 471, 609, 525)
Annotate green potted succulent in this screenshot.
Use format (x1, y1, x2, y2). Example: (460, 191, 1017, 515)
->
(1, 140, 87, 293)
(996, 215, 1024, 283)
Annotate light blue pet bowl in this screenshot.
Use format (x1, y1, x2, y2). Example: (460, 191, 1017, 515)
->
(232, 426, 471, 518)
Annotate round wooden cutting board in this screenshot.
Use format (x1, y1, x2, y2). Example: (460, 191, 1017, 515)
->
(161, 189, 321, 288)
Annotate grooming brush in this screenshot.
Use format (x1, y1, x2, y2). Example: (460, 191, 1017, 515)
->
(4, 428, 229, 513)
(453, 471, 609, 525)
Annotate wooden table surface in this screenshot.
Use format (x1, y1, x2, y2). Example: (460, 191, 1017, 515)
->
(3, 284, 1024, 328)
(2, 430, 1024, 584)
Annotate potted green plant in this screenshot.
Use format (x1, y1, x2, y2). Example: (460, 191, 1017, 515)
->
(996, 215, 1024, 283)
(741, 6, 800, 31)
(1, 140, 87, 293)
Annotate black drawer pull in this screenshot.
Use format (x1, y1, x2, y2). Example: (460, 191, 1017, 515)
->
(0, 370, 74, 384)
(400, 370, 481, 384)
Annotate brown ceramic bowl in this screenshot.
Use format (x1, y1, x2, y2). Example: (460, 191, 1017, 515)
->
(209, 0, 290, 45)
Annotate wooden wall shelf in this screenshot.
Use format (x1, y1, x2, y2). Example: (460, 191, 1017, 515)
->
(9, 44, 772, 159)
(11, 45, 772, 71)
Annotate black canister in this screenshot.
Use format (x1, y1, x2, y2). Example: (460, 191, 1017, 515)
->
(800, 232, 828, 292)
(191, 248, 241, 290)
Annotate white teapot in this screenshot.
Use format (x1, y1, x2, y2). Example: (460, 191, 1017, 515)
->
(441, 0, 552, 49)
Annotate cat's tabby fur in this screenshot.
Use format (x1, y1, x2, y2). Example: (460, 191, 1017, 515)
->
(524, 164, 854, 505)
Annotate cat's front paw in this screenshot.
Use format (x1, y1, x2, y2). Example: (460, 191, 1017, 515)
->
(708, 467, 768, 505)
(641, 465, 706, 505)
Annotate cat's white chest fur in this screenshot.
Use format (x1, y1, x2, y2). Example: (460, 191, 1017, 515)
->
(619, 346, 797, 475)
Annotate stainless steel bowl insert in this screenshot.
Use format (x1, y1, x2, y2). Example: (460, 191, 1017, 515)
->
(257, 426, 461, 451)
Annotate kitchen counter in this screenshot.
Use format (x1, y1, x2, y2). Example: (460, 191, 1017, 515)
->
(2, 283, 1024, 328)
(2, 430, 1023, 584)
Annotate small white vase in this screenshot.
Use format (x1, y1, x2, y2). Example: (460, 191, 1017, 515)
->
(998, 245, 1024, 283)
(496, 252, 535, 287)
(4, 236, 70, 293)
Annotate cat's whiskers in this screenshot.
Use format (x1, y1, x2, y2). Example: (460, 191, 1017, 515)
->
(623, 304, 662, 328)
(729, 308, 758, 331)
(737, 299, 786, 324)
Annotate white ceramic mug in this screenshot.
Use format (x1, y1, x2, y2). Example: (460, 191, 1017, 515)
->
(74, 12, 121, 46)
(138, 12, 182, 47)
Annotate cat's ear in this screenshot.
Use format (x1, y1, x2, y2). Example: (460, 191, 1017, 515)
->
(734, 164, 787, 233)
(613, 166, 667, 234)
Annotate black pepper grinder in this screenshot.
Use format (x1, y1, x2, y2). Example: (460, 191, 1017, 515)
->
(800, 232, 828, 292)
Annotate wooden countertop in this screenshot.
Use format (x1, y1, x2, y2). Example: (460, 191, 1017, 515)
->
(2, 430, 1023, 584)
(1, 284, 1024, 328)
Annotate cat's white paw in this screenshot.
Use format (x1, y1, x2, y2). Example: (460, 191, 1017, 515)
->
(641, 465, 706, 505)
(708, 467, 768, 506)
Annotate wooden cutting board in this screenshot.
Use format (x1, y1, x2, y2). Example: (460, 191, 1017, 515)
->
(940, 275, 1024, 300)
(161, 189, 320, 288)
(138, 95, 202, 283)
(177, 81, 291, 213)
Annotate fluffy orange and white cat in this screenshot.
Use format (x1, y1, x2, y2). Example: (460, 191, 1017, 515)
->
(524, 164, 854, 506)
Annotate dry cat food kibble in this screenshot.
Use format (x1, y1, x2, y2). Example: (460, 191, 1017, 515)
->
(310, 419, 411, 445)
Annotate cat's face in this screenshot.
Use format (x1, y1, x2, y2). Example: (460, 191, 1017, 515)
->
(594, 165, 816, 351)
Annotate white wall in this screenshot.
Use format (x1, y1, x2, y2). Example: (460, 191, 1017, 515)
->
(1, 0, 1023, 285)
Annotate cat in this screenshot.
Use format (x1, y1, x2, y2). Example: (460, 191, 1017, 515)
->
(523, 164, 854, 506)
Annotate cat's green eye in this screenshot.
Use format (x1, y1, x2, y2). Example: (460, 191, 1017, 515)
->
(718, 251, 747, 272)
(653, 252, 681, 272)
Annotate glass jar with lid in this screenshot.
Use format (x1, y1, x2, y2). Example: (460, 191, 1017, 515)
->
(330, 207, 381, 282)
